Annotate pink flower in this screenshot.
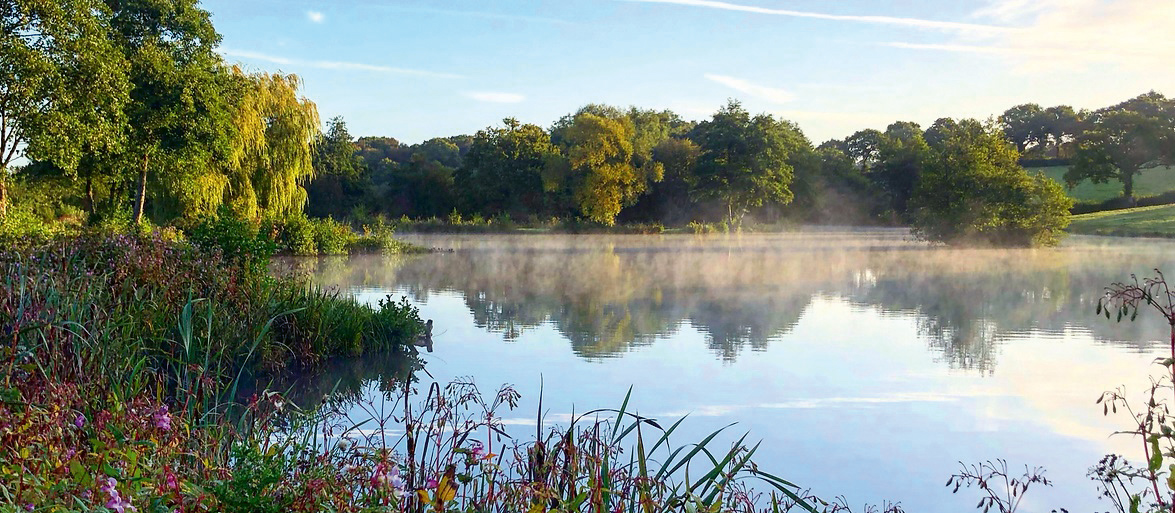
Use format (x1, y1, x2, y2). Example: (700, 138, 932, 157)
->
(153, 406, 171, 431)
(425, 477, 438, 489)
(99, 477, 137, 512)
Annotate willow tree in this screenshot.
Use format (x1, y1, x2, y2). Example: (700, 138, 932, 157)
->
(223, 69, 320, 220)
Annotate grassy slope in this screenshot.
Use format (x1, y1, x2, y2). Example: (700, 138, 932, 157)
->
(1068, 204, 1175, 237)
(1029, 165, 1175, 203)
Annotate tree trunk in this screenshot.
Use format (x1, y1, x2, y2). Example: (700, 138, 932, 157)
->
(1123, 170, 1135, 204)
(84, 175, 95, 215)
(133, 154, 149, 225)
(0, 175, 7, 219)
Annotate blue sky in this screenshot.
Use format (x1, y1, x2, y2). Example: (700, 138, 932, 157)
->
(205, 0, 1175, 144)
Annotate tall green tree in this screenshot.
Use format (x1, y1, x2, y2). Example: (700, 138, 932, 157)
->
(1041, 105, 1082, 158)
(546, 112, 645, 225)
(844, 128, 884, 168)
(0, 0, 128, 217)
(999, 103, 1047, 155)
(307, 116, 367, 219)
(103, 0, 230, 225)
(1065, 92, 1175, 201)
(688, 100, 802, 227)
(633, 136, 700, 223)
(456, 118, 556, 217)
(911, 119, 1072, 246)
(873, 121, 929, 217)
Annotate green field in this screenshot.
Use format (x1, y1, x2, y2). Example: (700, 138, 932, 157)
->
(1067, 204, 1175, 237)
(1029, 165, 1175, 204)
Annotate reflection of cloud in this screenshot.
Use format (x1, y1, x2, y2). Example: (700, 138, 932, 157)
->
(499, 413, 575, 426)
(655, 392, 969, 419)
(977, 333, 1152, 456)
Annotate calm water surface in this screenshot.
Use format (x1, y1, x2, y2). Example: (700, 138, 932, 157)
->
(290, 230, 1175, 511)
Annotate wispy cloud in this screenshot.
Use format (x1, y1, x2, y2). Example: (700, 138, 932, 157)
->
(372, 5, 572, 25)
(220, 48, 463, 79)
(884, 0, 1175, 71)
(463, 91, 526, 103)
(306, 10, 325, 23)
(622, 0, 1009, 33)
(704, 74, 794, 104)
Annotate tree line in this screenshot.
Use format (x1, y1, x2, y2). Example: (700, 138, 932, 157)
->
(3, 1, 1174, 246)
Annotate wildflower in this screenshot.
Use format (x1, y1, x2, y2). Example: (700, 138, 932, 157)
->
(24, 503, 33, 511)
(74, 414, 85, 429)
(470, 442, 485, 460)
(153, 405, 171, 431)
(425, 477, 438, 489)
(388, 465, 404, 497)
(98, 477, 136, 512)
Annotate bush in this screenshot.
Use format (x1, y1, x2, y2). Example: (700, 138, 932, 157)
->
(272, 213, 318, 255)
(911, 126, 1073, 247)
(312, 217, 355, 255)
(188, 208, 276, 271)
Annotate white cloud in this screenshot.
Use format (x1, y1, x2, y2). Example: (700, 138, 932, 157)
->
(886, 0, 1175, 72)
(306, 10, 325, 23)
(622, 0, 1009, 34)
(462, 91, 526, 103)
(219, 48, 463, 79)
(704, 74, 795, 104)
(373, 5, 572, 25)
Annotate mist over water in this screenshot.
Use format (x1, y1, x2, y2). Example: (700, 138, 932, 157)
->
(287, 230, 1175, 511)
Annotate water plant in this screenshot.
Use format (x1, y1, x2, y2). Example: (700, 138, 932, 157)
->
(1092, 270, 1175, 512)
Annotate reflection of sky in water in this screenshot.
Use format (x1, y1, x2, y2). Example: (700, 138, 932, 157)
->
(292, 231, 1175, 512)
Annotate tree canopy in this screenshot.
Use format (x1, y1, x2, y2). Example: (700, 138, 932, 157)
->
(910, 120, 1072, 246)
(1066, 92, 1175, 201)
(0, 0, 129, 216)
(689, 100, 801, 227)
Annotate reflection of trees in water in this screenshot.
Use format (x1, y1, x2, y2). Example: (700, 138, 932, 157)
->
(687, 294, 809, 362)
(292, 234, 1175, 370)
(241, 350, 424, 409)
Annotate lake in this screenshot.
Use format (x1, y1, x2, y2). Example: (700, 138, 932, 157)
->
(287, 229, 1175, 512)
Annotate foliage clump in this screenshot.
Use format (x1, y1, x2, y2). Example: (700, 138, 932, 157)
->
(909, 121, 1073, 247)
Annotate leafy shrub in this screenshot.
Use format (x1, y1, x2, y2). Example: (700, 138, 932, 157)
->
(688, 220, 729, 234)
(189, 207, 276, 270)
(312, 217, 355, 255)
(273, 213, 318, 255)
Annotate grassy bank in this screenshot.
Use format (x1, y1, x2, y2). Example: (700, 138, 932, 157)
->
(0, 234, 428, 511)
(1066, 204, 1175, 238)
